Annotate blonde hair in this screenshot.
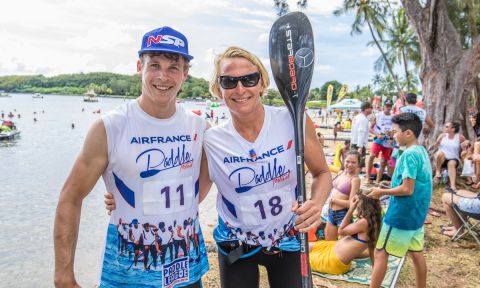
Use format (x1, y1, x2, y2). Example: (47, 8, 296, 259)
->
(209, 46, 270, 99)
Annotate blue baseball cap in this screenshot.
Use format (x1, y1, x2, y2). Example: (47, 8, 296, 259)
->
(138, 26, 193, 60)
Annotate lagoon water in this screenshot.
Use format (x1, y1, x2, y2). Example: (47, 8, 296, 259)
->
(0, 94, 226, 287)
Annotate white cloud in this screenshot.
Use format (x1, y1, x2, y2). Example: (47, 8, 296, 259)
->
(328, 23, 350, 33)
(361, 47, 380, 57)
(315, 64, 332, 73)
(258, 33, 269, 44)
(0, 0, 377, 87)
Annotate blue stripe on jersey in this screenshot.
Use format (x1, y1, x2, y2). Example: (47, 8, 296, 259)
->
(222, 195, 237, 218)
(195, 179, 199, 197)
(113, 172, 135, 208)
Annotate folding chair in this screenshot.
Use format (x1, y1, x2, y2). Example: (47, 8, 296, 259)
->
(448, 189, 480, 246)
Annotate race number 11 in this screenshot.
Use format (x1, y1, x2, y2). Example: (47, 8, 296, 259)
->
(161, 184, 184, 208)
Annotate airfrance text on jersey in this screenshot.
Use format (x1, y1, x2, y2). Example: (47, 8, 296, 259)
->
(130, 135, 191, 144)
(224, 145, 286, 164)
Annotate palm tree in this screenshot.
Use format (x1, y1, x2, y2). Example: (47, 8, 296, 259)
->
(334, 0, 403, 96)
(370, 8, 421, 90)
(273, 0, 308, 16)
(372, 74, 383, 89)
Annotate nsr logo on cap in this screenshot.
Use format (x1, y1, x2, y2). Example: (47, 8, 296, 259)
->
(147, 35, 185, 49)
(138, 26, 194, 60)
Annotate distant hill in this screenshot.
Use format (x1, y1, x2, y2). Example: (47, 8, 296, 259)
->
(0, 72, 212, 99)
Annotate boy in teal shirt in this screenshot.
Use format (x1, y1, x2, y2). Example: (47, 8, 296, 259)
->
(368, 113, 432, 288)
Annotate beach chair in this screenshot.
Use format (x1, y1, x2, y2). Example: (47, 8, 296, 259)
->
(448, 190, 480, 245)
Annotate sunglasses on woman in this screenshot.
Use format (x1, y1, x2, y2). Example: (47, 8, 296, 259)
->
(218, 72, 260, 89)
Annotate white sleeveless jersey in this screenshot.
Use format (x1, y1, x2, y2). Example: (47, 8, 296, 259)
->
(158, 228, 173, 245)
(204, 106, 298, 248)
(374, 112, 393, 134)
(130, 225, 144, 242)
(400, 105, 427, 123)
(99, 100, 208, 287)
(143, 228, 156, 245)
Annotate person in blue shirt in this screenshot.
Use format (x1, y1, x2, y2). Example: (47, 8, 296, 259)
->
(367, 112, 432, 288)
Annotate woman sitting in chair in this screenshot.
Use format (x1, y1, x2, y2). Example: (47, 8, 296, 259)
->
(441, 188, 480, 238)
(310, 191, 382, 275)
(432, 122, 466, 190)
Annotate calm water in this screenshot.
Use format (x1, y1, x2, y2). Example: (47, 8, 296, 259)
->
(0, 94, 226, 287)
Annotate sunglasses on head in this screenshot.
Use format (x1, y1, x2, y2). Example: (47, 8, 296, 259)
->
(218, 72, 260, 89)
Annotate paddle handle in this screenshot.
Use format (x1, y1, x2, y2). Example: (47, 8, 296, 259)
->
(293, 113, 313, 288)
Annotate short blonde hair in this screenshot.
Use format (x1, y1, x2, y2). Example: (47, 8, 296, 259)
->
(209, 46, 270, 99)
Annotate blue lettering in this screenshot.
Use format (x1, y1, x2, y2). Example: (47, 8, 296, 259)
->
(136, 145, 193, 178)
(229, 158, 290, 193)
(130, 135, 192, 144)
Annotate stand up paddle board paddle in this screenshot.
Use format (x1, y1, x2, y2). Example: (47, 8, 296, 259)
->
(269, 11, 315, 288)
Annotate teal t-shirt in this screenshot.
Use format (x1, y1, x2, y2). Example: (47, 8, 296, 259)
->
(384, 145, 432, 230)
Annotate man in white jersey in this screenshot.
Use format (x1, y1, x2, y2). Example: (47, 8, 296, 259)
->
(142, 223, 158, 270)
(400, 92, 434, 129)
(157, 222, 174, 265)
(54, 26, 211, 288)
(366, 99, 394, 183)
(129, 219, 144, 268)
(351, 102, 373, 168)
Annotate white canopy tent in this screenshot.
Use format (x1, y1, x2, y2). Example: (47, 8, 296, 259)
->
(328, 98, 362, 111)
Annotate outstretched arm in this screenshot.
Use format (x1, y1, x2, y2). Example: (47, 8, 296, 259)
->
(54, 119, 108, 287)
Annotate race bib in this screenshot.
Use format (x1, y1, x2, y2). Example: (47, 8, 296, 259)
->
(143, 176, 194, 216)
(237, 183, 294, 228)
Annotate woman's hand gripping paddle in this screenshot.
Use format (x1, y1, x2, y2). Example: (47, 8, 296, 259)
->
(269, 11, 315, 288)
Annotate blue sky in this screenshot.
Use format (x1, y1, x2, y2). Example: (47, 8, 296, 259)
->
(0, 0, 382, 90)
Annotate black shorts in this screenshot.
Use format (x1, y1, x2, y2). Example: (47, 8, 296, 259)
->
(218, 247, 301, 288)
(442, 158, 460, 168)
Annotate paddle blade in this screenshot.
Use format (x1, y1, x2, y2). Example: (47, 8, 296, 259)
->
(269, 11, 314, 118)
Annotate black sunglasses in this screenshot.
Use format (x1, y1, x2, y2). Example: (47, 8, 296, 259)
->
(218, 72, 260, 89)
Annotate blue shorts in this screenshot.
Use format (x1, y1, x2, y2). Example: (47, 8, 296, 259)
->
(457, 197, 480, 214)
(327, 208, 349, 226)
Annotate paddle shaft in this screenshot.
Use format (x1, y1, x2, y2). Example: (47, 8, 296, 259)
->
(292, 111, 312, 288)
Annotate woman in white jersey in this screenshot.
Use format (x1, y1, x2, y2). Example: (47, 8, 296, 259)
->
(105, 46, 332, 287)
(205, 46, 331, 288)
(432, 122, 466, 190)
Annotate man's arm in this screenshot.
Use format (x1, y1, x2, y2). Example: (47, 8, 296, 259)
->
(293, 116, 332, 232)
(54, 119, 108, 287)
(198, 148, 212, 203)
(425, 115, 435, 129)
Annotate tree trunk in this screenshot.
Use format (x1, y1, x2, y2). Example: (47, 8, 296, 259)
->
(401, 0, 480, 147)
(475, 78, 480, 113)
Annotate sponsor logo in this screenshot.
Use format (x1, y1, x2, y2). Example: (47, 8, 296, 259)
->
(294, 48, 314, 68)
(136, 145, 193, 178)
(285, 24, 297, 93)
(223, 143, 291, 164)
(130, 135, 191, 145)
(147, 34, 185, 48)
(229, 158, 290, 193)
(163, 257, 189, 288)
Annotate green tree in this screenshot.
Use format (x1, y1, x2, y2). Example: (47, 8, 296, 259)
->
(370, 8, 421, 91)
(334, 0, 403, 94)
(320, 80, 342, 101)
(402, 0, 480, 144)
(309, 87, 321, 100)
